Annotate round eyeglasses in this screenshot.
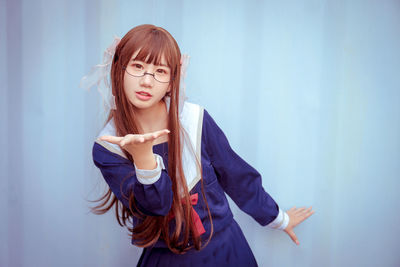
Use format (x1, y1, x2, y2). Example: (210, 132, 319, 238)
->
(123, 65, 171, 83)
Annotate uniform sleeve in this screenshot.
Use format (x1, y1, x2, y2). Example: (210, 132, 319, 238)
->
(92, 142, 173, 216)
(203, 109, 288, 228)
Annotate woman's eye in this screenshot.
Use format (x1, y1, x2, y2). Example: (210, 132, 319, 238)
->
(133, 63, 143, 69)
(156, 69, 167, 74)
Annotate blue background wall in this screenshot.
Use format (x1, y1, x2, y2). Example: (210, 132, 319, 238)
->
(1, 0, 399, 266)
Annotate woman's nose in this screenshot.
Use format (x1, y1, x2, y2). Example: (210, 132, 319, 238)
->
(140, 73, 154, 87)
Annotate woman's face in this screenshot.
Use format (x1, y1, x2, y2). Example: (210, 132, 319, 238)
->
(123, 50, 171, 111)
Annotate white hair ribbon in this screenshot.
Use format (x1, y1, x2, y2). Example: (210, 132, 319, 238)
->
(80, 36, 121, 112)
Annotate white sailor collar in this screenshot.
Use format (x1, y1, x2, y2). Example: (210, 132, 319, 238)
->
(95, 100, 204, 191)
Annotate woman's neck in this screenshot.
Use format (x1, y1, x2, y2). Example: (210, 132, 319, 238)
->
(134, 100, 169, 134)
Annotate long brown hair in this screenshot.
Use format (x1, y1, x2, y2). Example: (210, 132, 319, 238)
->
(92, 24, 213, 253)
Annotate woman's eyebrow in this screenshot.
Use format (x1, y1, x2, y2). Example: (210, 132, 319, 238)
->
(129, 59, 168, 68)
(129, 59, 142, 64)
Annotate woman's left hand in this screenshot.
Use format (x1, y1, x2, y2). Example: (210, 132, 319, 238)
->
(284, 206, 314, 245)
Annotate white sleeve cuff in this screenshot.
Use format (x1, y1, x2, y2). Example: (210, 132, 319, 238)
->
(267, 207, 290, 230)
(134, 154, 165, 185)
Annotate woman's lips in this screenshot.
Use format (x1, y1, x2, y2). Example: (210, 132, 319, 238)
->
(136, 91, 152, 101)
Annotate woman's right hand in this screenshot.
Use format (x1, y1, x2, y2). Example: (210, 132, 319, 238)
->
(99, 129, 170, 169)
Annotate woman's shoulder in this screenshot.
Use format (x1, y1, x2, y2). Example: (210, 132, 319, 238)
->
(181, 101, 204, 117)
(181, 102, 221, 140)
(181, 101, 216, 125)
(180, 101, 204, 133)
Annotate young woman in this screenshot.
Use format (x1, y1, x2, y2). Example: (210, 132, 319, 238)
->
(87, 24, 314, 266)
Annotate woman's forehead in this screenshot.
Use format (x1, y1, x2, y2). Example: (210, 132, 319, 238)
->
(130, 49, 167, 66)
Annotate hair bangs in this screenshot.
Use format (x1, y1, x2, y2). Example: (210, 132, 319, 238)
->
(133, 33, 170, 67)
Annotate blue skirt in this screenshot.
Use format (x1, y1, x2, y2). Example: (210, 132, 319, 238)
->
(137, 219, 257, 267)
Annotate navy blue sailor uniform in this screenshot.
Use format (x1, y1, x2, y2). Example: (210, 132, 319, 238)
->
(92, 101, 289, 267)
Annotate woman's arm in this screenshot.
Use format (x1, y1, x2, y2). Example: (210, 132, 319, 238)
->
(203, 109, 314, 245)
(92, 141, 173, 216)
(202, 109, 281, 226)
